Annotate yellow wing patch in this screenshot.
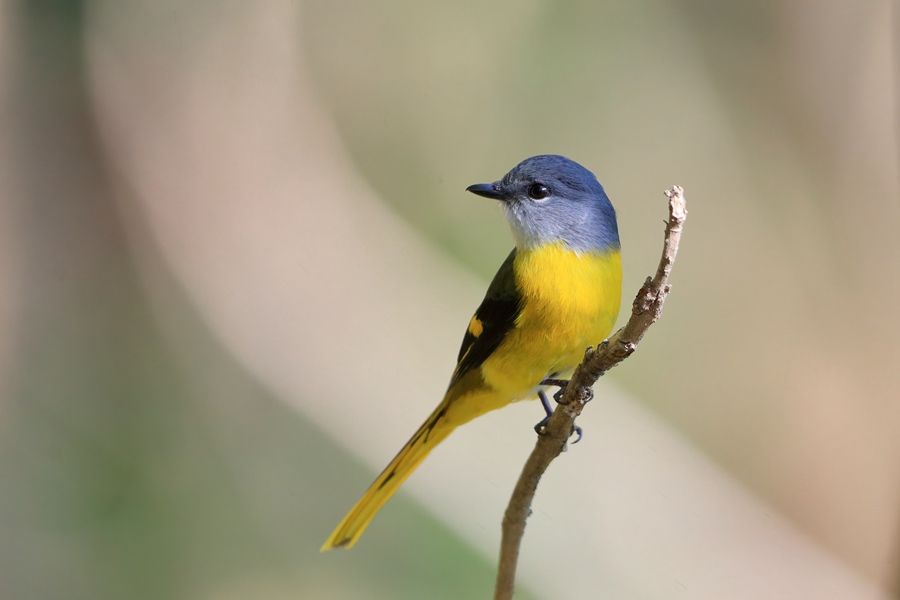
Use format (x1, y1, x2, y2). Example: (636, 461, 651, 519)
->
(467, 316, 484, 337)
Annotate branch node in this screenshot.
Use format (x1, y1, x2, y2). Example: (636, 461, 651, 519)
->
(575, 386, 593, 405)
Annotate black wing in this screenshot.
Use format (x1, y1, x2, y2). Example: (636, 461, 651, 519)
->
(448, 249, 522, 388)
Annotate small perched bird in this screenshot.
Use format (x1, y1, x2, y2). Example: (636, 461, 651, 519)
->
(321, 155, 622, 550)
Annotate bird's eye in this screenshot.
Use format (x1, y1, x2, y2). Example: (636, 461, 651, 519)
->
(527, 183, 550, 200)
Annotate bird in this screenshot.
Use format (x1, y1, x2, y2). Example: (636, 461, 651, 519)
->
(321, 154, 622, 551)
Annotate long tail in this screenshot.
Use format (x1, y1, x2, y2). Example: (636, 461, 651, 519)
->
(320, 398, 457, 551)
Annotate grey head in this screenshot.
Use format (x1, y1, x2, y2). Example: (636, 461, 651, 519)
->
(466, 155, 619, 253)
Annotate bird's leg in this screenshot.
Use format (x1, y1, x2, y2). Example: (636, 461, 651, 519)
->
(539, 378, 570, 403)
(533, 390, 553, 435)
(533, 385, 583, 443)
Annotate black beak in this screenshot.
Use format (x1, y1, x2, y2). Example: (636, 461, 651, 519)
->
(466, 182, 506, 200)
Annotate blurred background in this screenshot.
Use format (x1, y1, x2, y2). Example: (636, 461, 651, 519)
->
(1, 1, 898, 598)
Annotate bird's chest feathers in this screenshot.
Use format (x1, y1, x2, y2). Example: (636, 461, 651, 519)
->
(513, 243, 622, 359)
(479, 243, 622, 396)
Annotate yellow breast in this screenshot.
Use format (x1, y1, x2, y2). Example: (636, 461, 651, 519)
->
(481, 242, 622, 397)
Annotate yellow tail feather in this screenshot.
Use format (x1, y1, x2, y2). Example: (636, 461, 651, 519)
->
(320, 399, 457, 551)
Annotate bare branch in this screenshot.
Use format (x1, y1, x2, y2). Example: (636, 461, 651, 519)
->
(494, 186, 688, 600)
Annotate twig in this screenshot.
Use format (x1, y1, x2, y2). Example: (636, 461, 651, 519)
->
(493, 186, 687, 600)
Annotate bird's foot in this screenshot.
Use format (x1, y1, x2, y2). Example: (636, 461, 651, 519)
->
(534, 388, 584, 443)
(570, 424, 583, 444)
(539, 378, 570, 403)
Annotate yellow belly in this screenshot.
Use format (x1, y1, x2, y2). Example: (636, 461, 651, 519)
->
(480, 243, 622, 397)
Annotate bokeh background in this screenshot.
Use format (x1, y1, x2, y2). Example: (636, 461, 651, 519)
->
(1, 1, 898, 598)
